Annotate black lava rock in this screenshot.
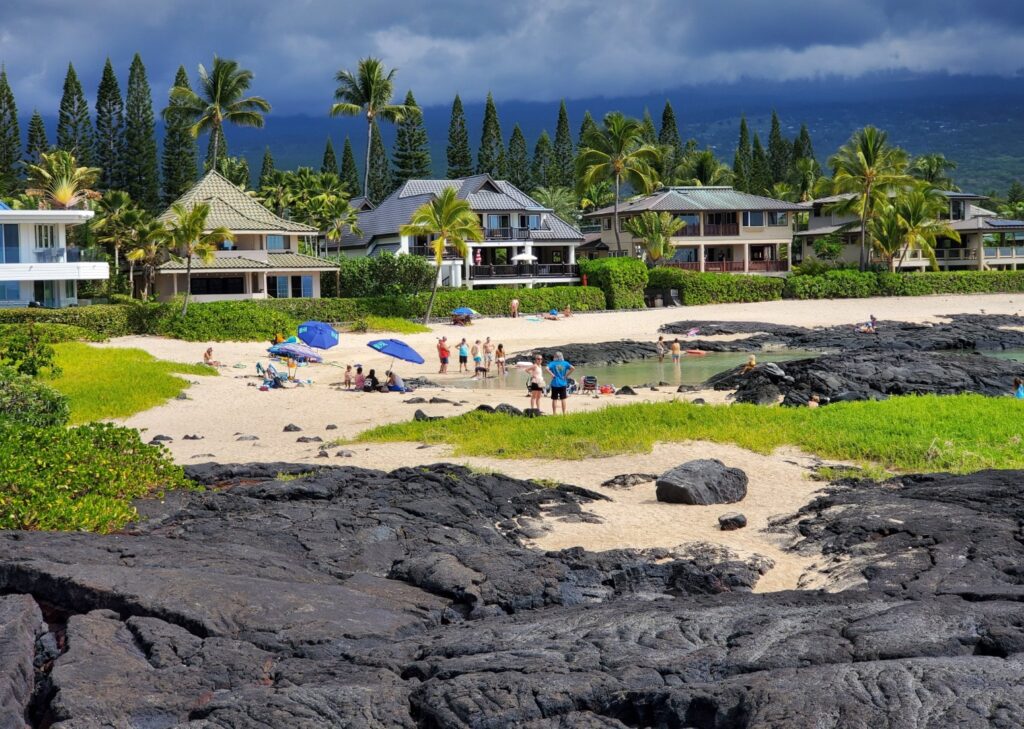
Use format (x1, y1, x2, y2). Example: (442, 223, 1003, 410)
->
(616, 386, 638, 396)
(656, 459, 748, 505)
(414, 410, 442, 422)
(296, 436, 323, 443)
(283, 424, 302, 432)
(601, 473, 659, 488)
(719, 512, 747, 530)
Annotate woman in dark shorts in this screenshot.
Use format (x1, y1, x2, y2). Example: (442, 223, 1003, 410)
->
(527, 355, 545, 411)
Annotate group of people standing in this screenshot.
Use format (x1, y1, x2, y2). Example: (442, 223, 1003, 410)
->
(437, 336, 508, 379)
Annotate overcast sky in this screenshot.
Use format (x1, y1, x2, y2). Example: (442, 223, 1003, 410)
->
(2, 0, 1023, 115)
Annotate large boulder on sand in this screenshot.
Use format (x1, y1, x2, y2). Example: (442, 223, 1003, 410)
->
(656, 459, 748, 505)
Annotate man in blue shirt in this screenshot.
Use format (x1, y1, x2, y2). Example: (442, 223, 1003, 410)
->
(546, 351, 575, 415)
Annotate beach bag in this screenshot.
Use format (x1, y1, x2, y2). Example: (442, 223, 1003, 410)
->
(599, 385, 614, 395)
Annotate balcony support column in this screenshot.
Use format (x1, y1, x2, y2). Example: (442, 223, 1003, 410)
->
(743, 244, 749, 273)
(698, 243, 705, 272)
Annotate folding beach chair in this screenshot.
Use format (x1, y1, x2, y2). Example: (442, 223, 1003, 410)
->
(581, 376, 598, 393)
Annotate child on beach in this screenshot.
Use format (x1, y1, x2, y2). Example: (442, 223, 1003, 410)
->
(343, 365, 353, 389)
(354, 366, 365, 391)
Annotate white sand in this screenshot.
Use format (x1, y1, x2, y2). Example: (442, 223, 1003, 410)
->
(100, 293, 1020, 590)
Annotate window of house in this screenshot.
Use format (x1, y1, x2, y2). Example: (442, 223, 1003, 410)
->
(520, 214, 541, 230)
(619, 217, 629, 231)
(290, 275, 313, 298)
(266, 235, 286, 251)
(767, 212, 789, 226)
(64, 280, 75, 299)
(267, 275, 289, 298)
(1, 224, 18, 264)
(34, 224, 56, 249)
(950, 200, 966, 221)
(602, 218, 611, 230)
(679, 214, 700, 233)
(0, 281, 19, 300)
(742, 211, 765, 227)
(189, 277, 244, 295)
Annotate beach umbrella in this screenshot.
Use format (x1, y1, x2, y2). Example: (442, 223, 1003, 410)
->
(511, 253, 537, 262)
(268, 342, 323, 363)
(452, 307, 479, 317)
(297, 320, 339, 350)
(366, 338, 425, 367)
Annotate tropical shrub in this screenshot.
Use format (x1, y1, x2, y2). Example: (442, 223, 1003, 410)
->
(149, 300, 297, 342)
(783, 269, 879, 299)
(0, 305, 136, 337)
(0, 369, 70, 427)
(0, 421, 191, 532)
(0, 323, 105, 343)
(874, 270, 1024, 296)
(323, 252, 436, 298)
(579, 257, 648, 309)
(0, 323, 60, 376)
(647, 267, 784, 305)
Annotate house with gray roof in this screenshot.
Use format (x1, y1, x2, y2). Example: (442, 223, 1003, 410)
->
(150, 170, 334, 302)
(333, 174, 584, 289)
(796, 190, 1024, 271)
(581, 186, 804, 274)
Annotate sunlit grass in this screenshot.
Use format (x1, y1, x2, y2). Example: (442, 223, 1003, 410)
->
(48, 343, 216, 424)
(348, 316, 431, 335)
(354, 394, 1024, 473)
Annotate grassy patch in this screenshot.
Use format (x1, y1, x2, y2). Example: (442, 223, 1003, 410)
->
(354, 395, 1024, 473)
(48, 342, 216, 424)
(347, 315, 431, 335)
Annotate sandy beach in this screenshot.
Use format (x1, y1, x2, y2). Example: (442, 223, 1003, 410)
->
(102, 293, 1023, 590)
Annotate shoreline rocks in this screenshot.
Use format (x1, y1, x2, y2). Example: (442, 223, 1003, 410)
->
(656, 459, 749, 505)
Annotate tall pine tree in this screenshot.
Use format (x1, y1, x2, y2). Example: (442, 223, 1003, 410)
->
(259, 147, 275, 188)
(123, 54, 159, 209)
(750, 133, 771, 195)
(658, 100, 683, 178)
(25, 110, 48, 165)
(506, 124, 530, 190)
(577, 111, 598, 149)
(732, 116, 752, 192)
(446, 94, 472, 178)
(56, 63, 93, 164)
(640, 108, 657, 144)
(0, 68, 20, 194)
(340, 136, 361, 195)
(766, 110, 790, 185)
(550, 100, 574, 188)
(94, 58, 125, 190)
(391, 90, 431, 186)
(161, 65, 198, 204)
(321, 138, 338, 175)
(366, 120, 391, 204)
(531, 131, 552, 191)
(476, 92, 505, 178)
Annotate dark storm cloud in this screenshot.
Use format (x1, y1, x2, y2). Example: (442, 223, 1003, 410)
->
(1, 0, 1021, 113)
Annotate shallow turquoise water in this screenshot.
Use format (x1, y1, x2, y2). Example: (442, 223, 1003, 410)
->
(983, 349, 1024, 362)
(443, 350, 815, 390)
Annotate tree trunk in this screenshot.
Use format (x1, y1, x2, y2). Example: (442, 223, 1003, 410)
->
(210, 126, 220, 170)
(613, 176, 622, 254)
(859, 183, 871, 271)
(128, 260, 135, 298)
(182, 255, 192, 317)
(363, 115, 372, 198)
(423, 263, 442, 323)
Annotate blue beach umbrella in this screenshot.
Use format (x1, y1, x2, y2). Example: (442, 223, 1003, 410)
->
(297, 320, 339, 350)
(452, 307, 478, 317)
(366, 338, 425, 366)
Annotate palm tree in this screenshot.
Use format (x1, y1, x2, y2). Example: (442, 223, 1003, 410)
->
(998, 201, 1024, 220)
(893, 186, 960, 270)
(672, 149, 732, 186)
(93, 190, 140, 278)
(399, 187, 483, 322)
(911, 154, 958, 191)
(257, 170, 292, 217)
(166, 57, 271, 166)
(330, 58, 416, 196)
(530, 186, 578, 224)
(322, 198, 363, 254)
(163, 202, 234, 316)
(577, 112, 661, 254)
(124, 218, 169, 300)
(790, 157, 820, 202)
(624, 211, 686, 264)
(25, 150, 101, 210)
(827, 126, 910, 270)
(579, 181, 614, 212)
(866, 205, 905, 272)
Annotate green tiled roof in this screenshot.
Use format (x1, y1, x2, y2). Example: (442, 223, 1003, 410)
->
(158, 252, 337, 271)
(157, 170, 318, 234)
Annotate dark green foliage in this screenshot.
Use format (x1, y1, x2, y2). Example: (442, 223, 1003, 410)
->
(392, 90, 431, 187)
(578, 111, 598, 150)
(0, 323, 59, 376)
(321, 138, 338, 175)
(578, 257, 649, 309)
(25, 110, 48, 165)
(259, 147, 275, 188)
(56, 63, 93, 164)
(506, 124, 530, 190)
(340, 136, 361, 195)
(149, 300, 296, 341)
(0, 372, 69, 428)
(0, 69, 20, 194)
(783, 269, 883, 299)
(767, 110, 790, 185)
(531, 131, 552, 189)
(0, 305, 139, 337)
(0, 421, 189, 532)
(785, 269, 1024, 299)
(812, 233, 844, 260)
(446, 94, 473, 179)
(658, 101, 683, 178)
(216, 156, 250, 188)
(0, 323, 104, 344)
(793, 123, 816, 163)
(646, 267, 784, 305)
(640, 108, 657, 144)
(1008, 180, 1024, 204)
(750, 133, 771, 195)
(326, 252, 435, 298)
(161, 65, 198, 204)
(366, 120, 391, 204)
(94, 59, 125, 190)
(476, 92, 505, 177)
(123, 54, 159, 209)
(549, 100, 574, 188)
(732, 116, 752, 192)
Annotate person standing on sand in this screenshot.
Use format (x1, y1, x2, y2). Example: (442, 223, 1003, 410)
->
(670, 338, 682, 364)
(483, 337, 495, 372)
(457, 338, 469, 373)
(547, 352, 575, 415)
(527, 355, 545, 412)
(437, 337, 450, 374)
(495, 344, 507, 375)
(510, 298, 519, 318)
(655, 336, 666, 363)
(471, 340, 482, 371)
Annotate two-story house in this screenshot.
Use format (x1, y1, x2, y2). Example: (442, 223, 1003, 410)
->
(150, 171, 335, 302)
(331, 175, 584, 289)
(581, 186, 803, 274)
(795, 190, 1024, 271)
(0, 202, 108, 307)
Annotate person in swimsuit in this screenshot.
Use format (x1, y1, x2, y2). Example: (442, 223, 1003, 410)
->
(527, 355, 545, 411)
(471, 340, 482, 371)
(483, 337, 495, 371)
(670, 338, 682, 364)
(510, 298, 519, 318)
(495, 344, 507, 375)
(655, 336, 666, 363)
(457, 338, 469, 373)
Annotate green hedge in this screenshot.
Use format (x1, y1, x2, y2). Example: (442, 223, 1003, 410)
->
(784, 270, 1024, 299)
(0, 421, 190, 532)
(149, 301, 298, 342)
(0, 304, 137, 337)
(647, 267, 784, 305)
(0, 322, 105, 343)
(579, 257, 648, 309)
(783, 269, 880, 299)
